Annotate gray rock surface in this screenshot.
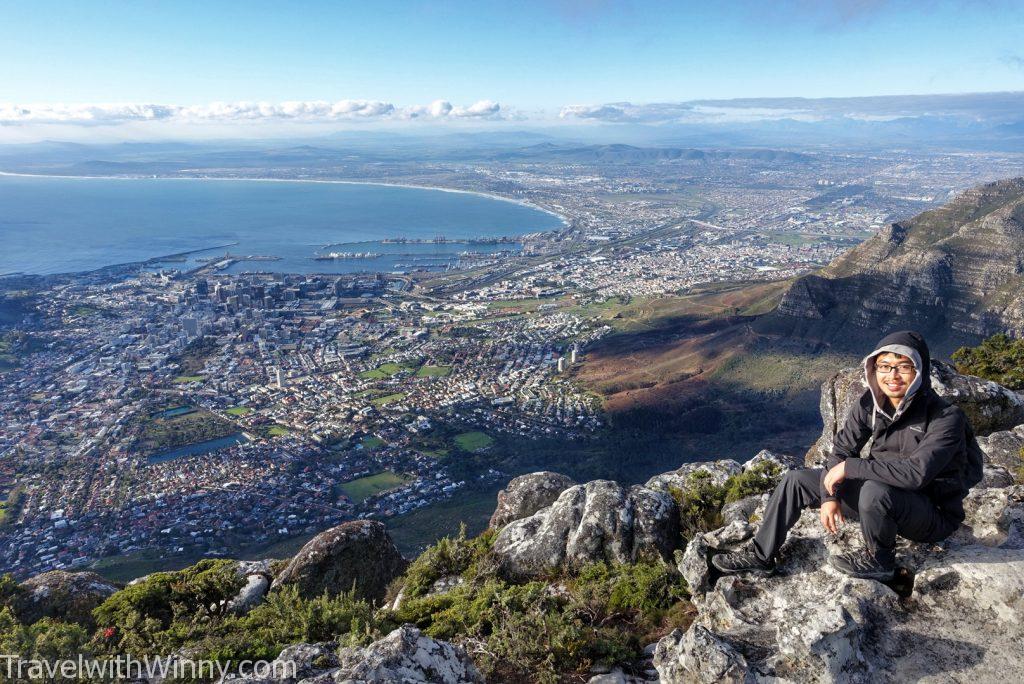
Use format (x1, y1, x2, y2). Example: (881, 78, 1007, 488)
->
(333, 624, 483, 683)
(644, 459, 742, 493)
(658, 481, 1024, 683)
(489, 470, 575, 529)
(273, 520, 407, 603)
(979, 423, 1024, 475)
(14, 570, 118, 627)
(490, 479, 679, 580)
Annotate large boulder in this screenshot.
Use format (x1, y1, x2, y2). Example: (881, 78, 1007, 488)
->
(333, 624, 483, 683)
(273, 521, 407, 603)
(489, 471, 575, 529)
(490, 480, 679, 581)
(978, 423, 1024, 475)
(14, 570, 118, 627)
(806, 361, 1024, 467)
(644, 459, 742, 493)
(658, 480, 1024, 682)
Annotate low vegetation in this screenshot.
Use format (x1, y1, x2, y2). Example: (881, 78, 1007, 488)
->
(669, 461, 783, 540)
(0, 463, 791, 680)
(952, 333, 1024, 390)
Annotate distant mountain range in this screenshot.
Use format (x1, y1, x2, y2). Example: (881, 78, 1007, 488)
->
(763, 177, 1024, 354)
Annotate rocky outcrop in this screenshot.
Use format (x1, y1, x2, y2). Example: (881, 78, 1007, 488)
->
(660, 477, 1024, 683)
(490, 480, 679, 581)
(806, 360, 1024, 466)
(14, 570, 118, 627)
(644, 459, 742, 493)
(768, 177, 1024, 347)
(230, 627, 481, 683)
(489, 471, 575, 529)
(332, 625, 484, 683)
(272, 521, 407, 603)
(979, 423, 1024, 475)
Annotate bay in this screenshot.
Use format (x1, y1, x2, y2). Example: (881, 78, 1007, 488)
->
(0, 174, 565, 276)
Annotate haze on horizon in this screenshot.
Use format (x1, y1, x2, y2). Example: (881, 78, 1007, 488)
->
(2, 0, 1024, 143)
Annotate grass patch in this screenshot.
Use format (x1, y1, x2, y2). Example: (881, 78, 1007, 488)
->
(361, 436, 385, 450)
(339, 471, 414, 503)
(266, 425, 290, 437)
(370, 392, 406, 407)
(454, 431, 493, 452)
(416, 365, 451, 378)
(225, 406, 252, 417)
(359, 362, 404, 379)
(173, 375, 205, 383)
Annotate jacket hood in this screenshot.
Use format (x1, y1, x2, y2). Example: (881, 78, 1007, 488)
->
(863, 330, 931, 420)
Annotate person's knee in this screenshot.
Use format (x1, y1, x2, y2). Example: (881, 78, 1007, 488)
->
(859, 479, 896, 513)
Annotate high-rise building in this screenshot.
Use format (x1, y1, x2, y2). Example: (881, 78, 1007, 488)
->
(182, 317, 199, 338)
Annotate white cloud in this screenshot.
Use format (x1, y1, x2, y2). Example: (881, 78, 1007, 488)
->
(452, 100, 501, 118)
(0, 99, 499, 125)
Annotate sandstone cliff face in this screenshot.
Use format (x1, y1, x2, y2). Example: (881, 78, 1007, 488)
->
(772, 177, 1024, 349)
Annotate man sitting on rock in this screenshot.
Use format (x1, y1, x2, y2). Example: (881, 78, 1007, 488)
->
(712, 330, 974, 581)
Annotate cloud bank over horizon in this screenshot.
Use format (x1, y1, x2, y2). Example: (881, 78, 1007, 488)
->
(0, 99, 503, 126)
(560, 92, 1024, 125)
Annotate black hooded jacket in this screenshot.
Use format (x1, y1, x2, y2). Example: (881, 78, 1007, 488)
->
(820, 330, 972, 523)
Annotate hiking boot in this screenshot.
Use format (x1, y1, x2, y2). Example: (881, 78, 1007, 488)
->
(829, 550, 895, 581)
(711, 550, 776, 577)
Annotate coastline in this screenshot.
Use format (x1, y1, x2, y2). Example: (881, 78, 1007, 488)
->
(0, 170, 571, 227)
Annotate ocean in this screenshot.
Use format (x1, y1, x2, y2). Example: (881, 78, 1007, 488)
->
(0, 174, 565, 276)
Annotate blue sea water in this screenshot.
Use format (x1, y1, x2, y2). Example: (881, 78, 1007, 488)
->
(0, 174, 565, 276)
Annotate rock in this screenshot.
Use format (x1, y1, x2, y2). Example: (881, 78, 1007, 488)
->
(332, 624, 483, 683)
(806, 361, 1024, 467)
(645, 459, 741, 493)
(654, 625, 749, 684)
(978, 423, 1024, 475)
(952, 484, 1024, 547)
(227, 574, 270, 616)
(275, 642, 339, 681)
(658, 478, 1024, 683)
(14, 570, 117, 627)
(721, 494, 766, 526)
(741, 449, 803, 472)
(981, 464, 1016, 488)
(226, 559, 276, 616)
(273, 521, 407, 603)
(586, 666, 645, 683)
(490, 480, 679, 581)
(489, 471, 575, 529)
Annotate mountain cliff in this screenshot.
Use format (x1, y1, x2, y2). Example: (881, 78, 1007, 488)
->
(765, 177, 1024, 354)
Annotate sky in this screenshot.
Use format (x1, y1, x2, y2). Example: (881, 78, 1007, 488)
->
(2, 0, 1024, 140)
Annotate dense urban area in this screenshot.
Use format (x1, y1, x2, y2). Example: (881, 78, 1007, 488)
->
(2, 144, 1024, 578)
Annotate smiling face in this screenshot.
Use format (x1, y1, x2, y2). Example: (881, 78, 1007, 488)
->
(874, 351, 917, 406)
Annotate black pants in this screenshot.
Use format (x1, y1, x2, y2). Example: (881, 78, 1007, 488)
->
(752, 468, 960, 566)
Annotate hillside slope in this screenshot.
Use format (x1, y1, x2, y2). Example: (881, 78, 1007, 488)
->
(764, 177, 1024, 354)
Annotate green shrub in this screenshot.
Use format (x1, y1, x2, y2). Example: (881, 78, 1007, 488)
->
(724, 460, 783, 504)
(391, 560, 690, 682)
(92, 559, 243, 653)
(0, 608, 92, 665)
(670, 462, 783, 541)
(187, 584, 381, 664)
(952, 333, 1024, 390)
(670, 472, 727, 540)
(401, 524, 495, 599)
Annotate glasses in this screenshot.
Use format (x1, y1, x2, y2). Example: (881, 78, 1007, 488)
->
(876, 363, 916, 376)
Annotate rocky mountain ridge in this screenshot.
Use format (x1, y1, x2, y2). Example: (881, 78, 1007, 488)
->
(767, 177, 1024, 353)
